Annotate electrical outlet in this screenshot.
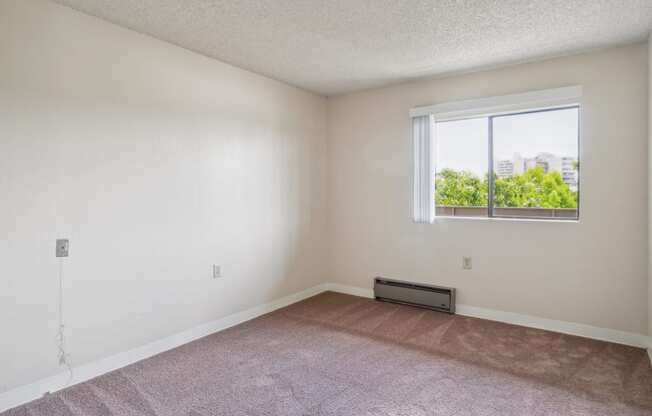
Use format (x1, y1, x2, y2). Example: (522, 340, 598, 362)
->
(56, 239, 69, 257)
(462, 256, 472, 270)
(212, 264, 221, 279)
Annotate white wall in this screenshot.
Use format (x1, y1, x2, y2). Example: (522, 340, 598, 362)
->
(649, 34, 652, 341)
(327, 44, 649, 335)
(2, 0, 650, 397)
(0, 0, 328, 393)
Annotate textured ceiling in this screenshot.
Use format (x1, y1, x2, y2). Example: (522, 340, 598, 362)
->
(53, 0, 652, 96)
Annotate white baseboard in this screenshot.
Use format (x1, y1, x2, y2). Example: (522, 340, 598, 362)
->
(2, 281, 650, 413)
(326, 283, 374, 299)
(455, 304, 650, 348)
(0, 283, 329, 413)
(324, 283, 652, 349)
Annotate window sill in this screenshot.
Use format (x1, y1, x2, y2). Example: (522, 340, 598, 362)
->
(433, 216, 579, 224)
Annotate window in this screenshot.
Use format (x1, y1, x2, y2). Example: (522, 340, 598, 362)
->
(435, 118, 489, 217)
(411, 87, 581, 222)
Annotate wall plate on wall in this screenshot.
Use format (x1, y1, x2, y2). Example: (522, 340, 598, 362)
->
(212, 264, 221, 278)
(56, 239, 69, 257)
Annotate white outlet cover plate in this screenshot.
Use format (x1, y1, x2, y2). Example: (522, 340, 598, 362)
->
(212, 265, 221, 278)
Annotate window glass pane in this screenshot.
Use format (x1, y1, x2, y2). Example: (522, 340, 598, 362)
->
(435, 118, 488, 218)
(491, 107, 579, 219)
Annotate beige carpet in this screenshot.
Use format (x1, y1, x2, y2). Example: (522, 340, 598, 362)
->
(3, 291, 652, 415)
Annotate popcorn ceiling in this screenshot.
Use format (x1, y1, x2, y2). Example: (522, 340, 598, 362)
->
(54, 0, 652, 96)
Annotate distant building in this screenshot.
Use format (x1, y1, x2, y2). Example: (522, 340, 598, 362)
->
(524, 157, 537, 171)
(495, 153, 524, 177)
(512, 153, 524, 175)
(495, 159, 514, 178)
(561, 157, 578, 190)
(535, 153, 561, 174)
(495, 152, 578, 190)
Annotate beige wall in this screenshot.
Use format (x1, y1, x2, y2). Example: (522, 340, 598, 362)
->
(0, 0, 328, 392)
(327, 44, 649, 335)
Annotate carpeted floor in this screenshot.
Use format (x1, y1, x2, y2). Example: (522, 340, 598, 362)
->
(3, 291, 652, 416)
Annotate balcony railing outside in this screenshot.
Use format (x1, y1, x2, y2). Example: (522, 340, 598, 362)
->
(435, 206, 578, 220)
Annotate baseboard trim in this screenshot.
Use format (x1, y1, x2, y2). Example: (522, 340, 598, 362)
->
(0, 283, 329, 413)
(325, 283, 651, 349)
(3, 281, 650, 412)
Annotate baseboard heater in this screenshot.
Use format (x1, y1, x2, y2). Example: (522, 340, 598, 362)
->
(374, 277, 456, 314)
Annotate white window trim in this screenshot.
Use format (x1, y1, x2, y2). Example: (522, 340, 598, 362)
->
(409, 85, 582, 223)
(409, 85, 582, 121)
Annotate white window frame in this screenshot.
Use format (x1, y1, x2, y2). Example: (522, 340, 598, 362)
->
(410, 86, 582, 223)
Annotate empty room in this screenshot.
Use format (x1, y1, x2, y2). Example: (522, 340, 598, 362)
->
(2, 0, 652, 415)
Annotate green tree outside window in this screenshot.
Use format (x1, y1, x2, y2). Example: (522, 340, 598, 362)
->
(435, 167, 577, 209)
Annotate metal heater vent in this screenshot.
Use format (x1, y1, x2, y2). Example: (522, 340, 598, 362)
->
(374, 277, 456, 314)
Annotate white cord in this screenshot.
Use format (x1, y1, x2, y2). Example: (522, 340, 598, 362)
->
(56, 257, 74, 384)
